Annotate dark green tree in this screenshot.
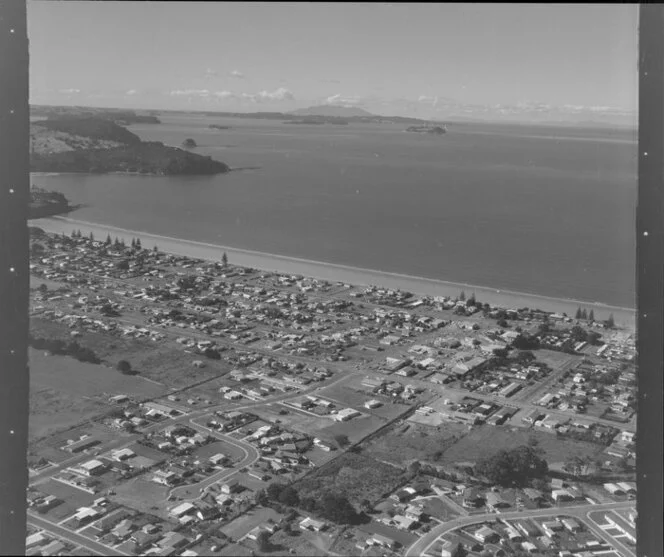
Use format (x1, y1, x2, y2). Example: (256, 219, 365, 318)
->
(581, 309, 588, 320)
(588, 309, 595, 322)
(459, 290, 466, 301)
(89, 232, 94, 242)
(451, 542, 468, 557)
(117, 360, 132, 374)
(570, 325, 588, 342)
(575, 307, 583, 320)
(106, 234, 112, 245)
(256, 530, 271, 552)
(222, 252, 228, 267)
(333, 434, 350, 448)
(475, 444, 548, 487)
(606, 313, 615, 328)
(277, 486, 300, 506)
(131, 238, 136, 249)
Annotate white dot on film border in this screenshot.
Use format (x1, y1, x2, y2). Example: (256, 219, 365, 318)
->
(9, 267, 15, 272)
(9, 189, 14, 193)
(9, 430, 14, 435)
(644, 231, 649, 237)
(644, 152, 648, 156)
(10, 29, 15, 33)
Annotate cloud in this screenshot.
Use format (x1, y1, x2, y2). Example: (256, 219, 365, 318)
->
(241, 88, 295, 103)
(169, 89, 211, 97)
(325, 94, 364, 107)
(125, 89, 138, 96)
(229, 70, 245, 79)
(167, 87, 295, 104)
(58, 88, 81, 94)
(214, 90, 237, 100)
(204, 68, 218, 79)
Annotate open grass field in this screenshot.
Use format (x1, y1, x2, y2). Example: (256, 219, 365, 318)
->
(219, 506, 284, 540)
(253, 405, 333, 435)
(30, 348, 168, 399)
(34, 479, 97, 521)
(418, 496, 463, 521)
(294, 453, 405, 506)
(438, 425, 605, 465)
(31, 317, 225, 388)
(362, 421, 469, 466)
(111, 476, 170, 517)
(193, 440, 247, 463)
(29, 386, 110, 441)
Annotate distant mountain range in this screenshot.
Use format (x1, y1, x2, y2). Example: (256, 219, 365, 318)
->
(289, 105, 375, 118)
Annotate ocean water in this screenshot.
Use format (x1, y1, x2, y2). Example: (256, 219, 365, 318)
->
(32, 115, 637, 308)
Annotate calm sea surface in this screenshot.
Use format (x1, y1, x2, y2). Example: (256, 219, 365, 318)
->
(32, 115, 637, 308)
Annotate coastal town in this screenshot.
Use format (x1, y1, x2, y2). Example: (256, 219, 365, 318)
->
(26, 226, 637, 557)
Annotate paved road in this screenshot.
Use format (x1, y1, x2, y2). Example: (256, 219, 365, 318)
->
(28, 513, 128, 556)
(587, 509, 636, 557)
(168, 422, 260, 500)
(405, 501, 635, 557)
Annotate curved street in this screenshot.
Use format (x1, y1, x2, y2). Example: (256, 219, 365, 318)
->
(405, 501, 635, 557)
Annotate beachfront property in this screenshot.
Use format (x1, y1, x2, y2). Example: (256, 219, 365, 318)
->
(25, 227, 637, 557)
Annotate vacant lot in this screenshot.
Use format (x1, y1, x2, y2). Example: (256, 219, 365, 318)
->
(34, 479, 97, 521)
(29, 386, 110, 441)
(419, 496, 462, 521)
(112, 476, 170, 517)
(253, 405, 332, 435)
(31, 317, 225, 388)
(220, 506, 284, 540)
(438, 425, 604, 465)
(30, 348, 168, 399)
(193, 440, 247, 463)
(362, 421, 469, 466)
(294, 453, 404, 506)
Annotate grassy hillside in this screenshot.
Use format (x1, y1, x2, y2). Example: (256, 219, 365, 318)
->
(30, 117, 229, 175)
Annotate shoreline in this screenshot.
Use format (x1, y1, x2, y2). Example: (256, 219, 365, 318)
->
(33, 215, 635, 329)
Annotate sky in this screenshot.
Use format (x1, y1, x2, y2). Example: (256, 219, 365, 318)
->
(28, 2, 639, 122)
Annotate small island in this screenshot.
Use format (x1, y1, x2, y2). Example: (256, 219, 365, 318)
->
(208, 124, 232, 130)
(30, 117, 229, 175)
(182, 138, 198, 148)
(406, 124, 447, 135)
(28, 187, 76, 219)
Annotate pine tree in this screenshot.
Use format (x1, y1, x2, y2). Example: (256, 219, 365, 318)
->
(153, 245, 158, 253)
(106, 234, 112, 245)
(575, 307, 583, 320)
(606, 313, 615, 328)
(136, 238, 142, 249)
(77, 229, 82, 238)
(459, 290, 466, 301)
(581, 309, 588, 320)
(89, 232, 94, 242)
(131, 238, 136, 249)
(114, 237, 120, 247)
(588, 309, 595, 322)
(71, 229, 77, 238)
(222, 252, 228, 267)
(120, 238, 126, 247)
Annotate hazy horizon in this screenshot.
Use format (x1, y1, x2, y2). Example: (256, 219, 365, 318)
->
(28, 2, 638, 125)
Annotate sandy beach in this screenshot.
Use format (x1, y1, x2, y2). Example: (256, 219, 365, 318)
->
(33, 215, 635, 328)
